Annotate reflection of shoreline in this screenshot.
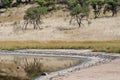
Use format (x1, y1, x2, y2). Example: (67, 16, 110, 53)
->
(0, 51, 84, 80)
(0, 50, 120, 80)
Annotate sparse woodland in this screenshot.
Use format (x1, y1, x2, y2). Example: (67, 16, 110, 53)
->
(0, 0, 120, 29)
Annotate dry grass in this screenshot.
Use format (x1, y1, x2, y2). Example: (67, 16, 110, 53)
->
(0, 41, 120, 53)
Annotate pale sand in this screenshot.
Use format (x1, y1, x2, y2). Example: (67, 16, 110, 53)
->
(48, 58, 120, 80)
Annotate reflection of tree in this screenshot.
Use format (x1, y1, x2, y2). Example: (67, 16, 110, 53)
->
(23, 58, 43, 77)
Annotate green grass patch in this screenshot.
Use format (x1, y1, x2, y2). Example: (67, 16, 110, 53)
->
(0, 41, 120, 53)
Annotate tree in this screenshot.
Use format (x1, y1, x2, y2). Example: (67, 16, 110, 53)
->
(70, 5, 90, 27)
(65, 0, 90, 27)
(88, 0, 104, 18)
(23, 0, 56, 30)
(65, 0, 77, 9)
(77, 0, 89, 7)
(23, 7, 47, 30)
(103, 0, 120, 16)
(35, 0, 55, 12)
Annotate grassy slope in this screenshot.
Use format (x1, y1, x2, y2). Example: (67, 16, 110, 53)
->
(0, 41, 120, 53)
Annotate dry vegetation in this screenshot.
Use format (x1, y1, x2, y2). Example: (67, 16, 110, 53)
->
(0, 41, 120, 53)
(0, 54, 80, 79)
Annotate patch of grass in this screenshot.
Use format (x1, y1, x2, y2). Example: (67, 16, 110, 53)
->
(0, 41, 120, 53)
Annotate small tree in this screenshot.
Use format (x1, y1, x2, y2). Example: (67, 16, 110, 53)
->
(35, 0, 55, 11)
(103, 0, 120, 16)
(65, 0, 90, 27)
(23, 7, 47, 30)
(23, 0, 56, 30)
(88, 0, 104, 18)
(77, 0, 89, 7)
(65, 0, 77, 9)
(70, 5, 90, 27)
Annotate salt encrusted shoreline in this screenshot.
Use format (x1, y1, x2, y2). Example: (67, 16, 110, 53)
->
(0, 49, 120, 80)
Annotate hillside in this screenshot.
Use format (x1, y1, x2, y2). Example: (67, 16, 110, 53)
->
(0, 4, 120, 41)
